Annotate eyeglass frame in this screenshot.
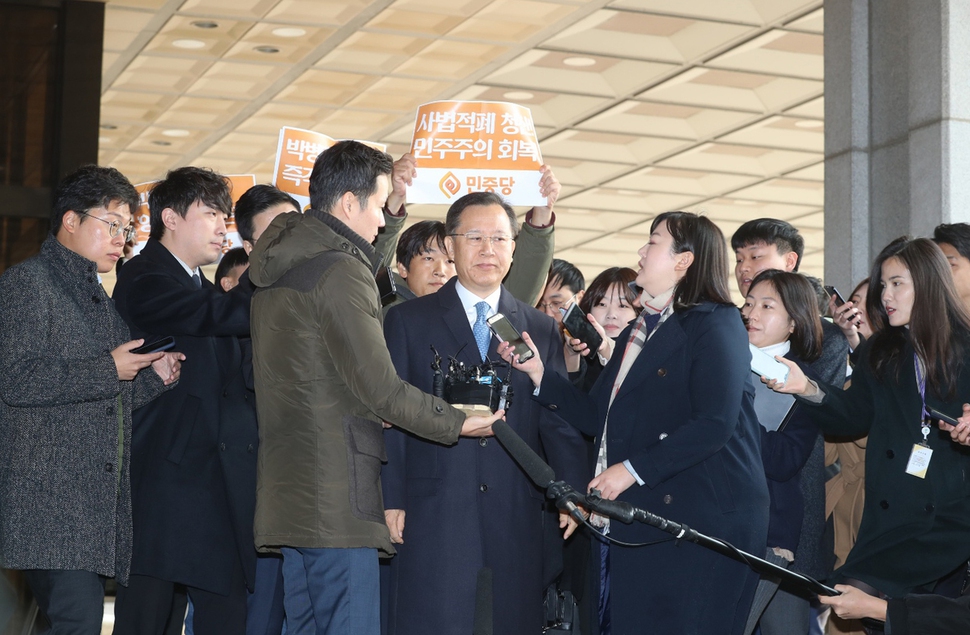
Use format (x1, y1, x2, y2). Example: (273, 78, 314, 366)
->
(538, 293, 577, 312)
(447, 232, 514, 247)
(77, 210, 137, 243)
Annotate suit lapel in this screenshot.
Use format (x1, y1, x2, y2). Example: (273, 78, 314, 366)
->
(613, 312, 686, 402)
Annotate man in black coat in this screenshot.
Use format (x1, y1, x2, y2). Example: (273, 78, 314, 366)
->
(381, 192, 587, 635)
(112, 167, 257, 635)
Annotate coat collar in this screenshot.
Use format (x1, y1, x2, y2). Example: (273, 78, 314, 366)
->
(139, 239, 206, 289)
(305, 208, 381, 274)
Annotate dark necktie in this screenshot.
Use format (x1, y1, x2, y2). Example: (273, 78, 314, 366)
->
(191, 273, 202, 289)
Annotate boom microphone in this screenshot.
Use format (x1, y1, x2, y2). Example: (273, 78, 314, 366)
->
(492, 419, 555, 488)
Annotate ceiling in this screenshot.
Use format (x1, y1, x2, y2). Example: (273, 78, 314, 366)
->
(98, 0, 825, 288)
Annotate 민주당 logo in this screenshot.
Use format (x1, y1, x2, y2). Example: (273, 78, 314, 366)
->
(439, 171, 461, 198)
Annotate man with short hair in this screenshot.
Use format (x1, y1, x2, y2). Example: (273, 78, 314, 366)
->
(933, 223, 970, 309)
(234, 184, 301, 255)
(732, 218, 804, 298)
(112, 166, 258, 635)
(382, 191, 587, 635)
(0, 165, 181, 633)
(538, 258, 586, 324)
(248, 140, 499, 634)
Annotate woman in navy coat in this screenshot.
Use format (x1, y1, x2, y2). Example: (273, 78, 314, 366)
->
(502, 211, 769, 635)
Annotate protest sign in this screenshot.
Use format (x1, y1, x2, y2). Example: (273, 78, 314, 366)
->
(408, 101, 544, 206)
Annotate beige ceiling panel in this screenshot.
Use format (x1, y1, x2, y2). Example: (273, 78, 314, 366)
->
(103, 52, 121, 77)
(277, 69, 380, 106)
(448, 0, 578, 43)
(605, 166, 760, 196)
(681, 197, 820, 222)
(126, 126, 207, 154)
(579, 100, 757, 140)
(104, 6, 155, 52)
(101, 90, 179, 124)
(345, 77, 452, 112)
(485, 50, 676, 98)
(202, 131, 278, 161)
(541, 130, 689, 165)
(265, 0, 369, 26)
(554, 228, 609, 250)
(728, 177, 823, 206)
(366, 9, 466, 35)
(382, 123, 418, 145)
(544, 10, 752, 64)
(112, 55, 212, 93)
(144, 15, 254, 58)
(110, 151, 181, 183)
(394, 40, 508, 80)
(225, 23, 336, 64)
(559, 188, 698, 214)
(639, 68, 821, 113)
(536, 157, 631, 188)
(98, 123, 147, 151)
(388, 0, 492, 17)
(317, 31, 433, 74)
(556, 247, 636, 271)
(154, 96, 249, 128)
(557, 184, 584, 199)
(605, 0, 822, 27)
(786, 7, 823, 33)
(785, 96, 824, 119)
(185, 61, 281, 99)
(314, 110, 402, 139)
(580, 232, 658, 255)
(659, 143, 818, 177)
(785, 161, 824, 181)
(552, 208, 643, 232)
(707, 30, 823, 80)
(248, 159, 278, 183)
(717, 115, 823, 152)
(789, 209, 824, 229)
(106, 0, 171, 9)
(459, 86, 609, 129)
(178, 0, 280, 20)
(236, 102, 336, 135)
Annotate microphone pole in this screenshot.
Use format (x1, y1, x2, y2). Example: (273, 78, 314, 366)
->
(491, 420, 839, 597)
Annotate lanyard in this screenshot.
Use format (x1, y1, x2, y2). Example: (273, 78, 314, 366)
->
(914, 353, 931, 444)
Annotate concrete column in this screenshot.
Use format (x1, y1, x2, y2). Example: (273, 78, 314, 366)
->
(824, 0, 970, 291)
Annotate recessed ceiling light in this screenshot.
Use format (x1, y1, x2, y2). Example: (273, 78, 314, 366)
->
(794, 120, 824, 128)
(272, 27, 306, 38)
(100, 123, 117, 130)
(162, 129, 191, 138)
(503, 91, 534, 100)
(254, 45, 280, 54)
(151, 140, 172, 146)
(98, 137, 111, 144)
(563, 56, 596, 67)
(172, 39, 205, 49)
(191, 20, 218, 29)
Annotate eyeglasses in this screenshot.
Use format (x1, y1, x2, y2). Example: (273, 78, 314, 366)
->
(448, 232, 513, 247)
(79, 211, 137, 242)
(538, 294, 576, 312)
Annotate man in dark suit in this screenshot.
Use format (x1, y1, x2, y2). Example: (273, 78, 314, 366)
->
(381, 191, 587, 635)
(112, 167, 257, 635)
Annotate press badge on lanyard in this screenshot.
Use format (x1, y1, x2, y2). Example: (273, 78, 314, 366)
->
(907, 354, 933, 479)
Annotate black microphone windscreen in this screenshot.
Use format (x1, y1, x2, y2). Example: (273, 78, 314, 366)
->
(492, 419, 556, 488)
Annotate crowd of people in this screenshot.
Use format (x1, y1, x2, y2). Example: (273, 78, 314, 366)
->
(2, 140, 970, 635)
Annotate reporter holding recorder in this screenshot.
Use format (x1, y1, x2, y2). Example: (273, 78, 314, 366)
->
(499, 211, 769, 635)
(764, 237, 970, 607)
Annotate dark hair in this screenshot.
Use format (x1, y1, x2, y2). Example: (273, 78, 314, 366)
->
(308, 141, 393, 214)
(867, 237, 970, 399)
(51, 165, 139, 236)
(234, 184, 299, 243)
(444, 191, 519, 238)
(747, 270, 823, 362)
(652, 211, 733, 310)
(396, 220, 448, 269)
(580, 267, 642, 318)
(148, 167, 232, 240)
(933, 223, 970, 260)
(849, 278, 870, 302)
(730, 218, 805, 271)
(803, 275, 829, 316)
(547, 258, 585, 293)
(214, 247, 249, 291)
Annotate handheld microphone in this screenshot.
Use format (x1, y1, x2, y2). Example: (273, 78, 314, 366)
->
(492, 419, 555, 488)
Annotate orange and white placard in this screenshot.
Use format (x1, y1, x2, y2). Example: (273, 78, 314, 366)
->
(272, 126, 387, 211)
(408, 101, 544, 206)
(130, 174, 256, 261)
